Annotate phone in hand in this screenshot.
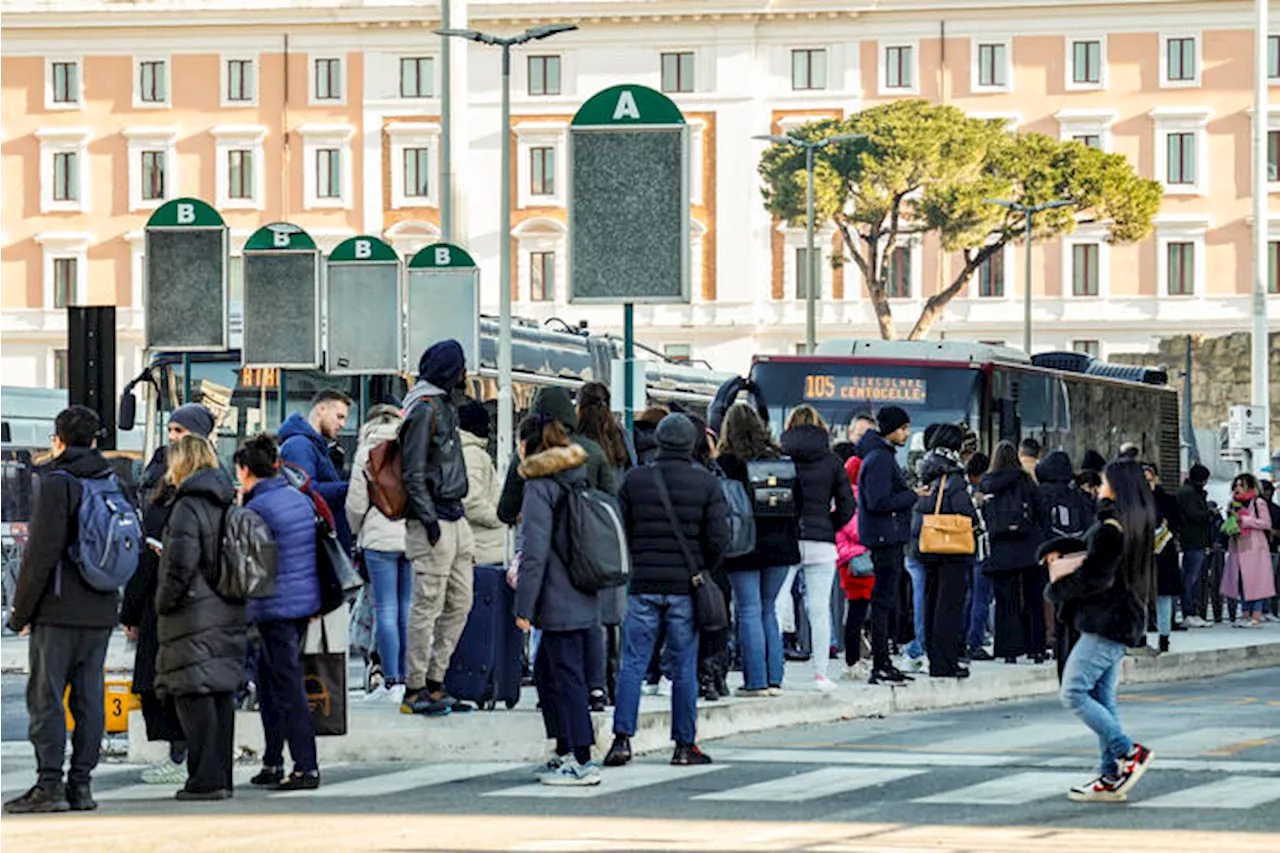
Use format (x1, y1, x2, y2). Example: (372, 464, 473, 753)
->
(146, 537, 163, 552)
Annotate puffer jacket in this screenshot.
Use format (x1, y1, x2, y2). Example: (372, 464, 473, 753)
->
(461, 431, 506, 565)
(781, 424, 855, 544)
(400, 380, 469, 526)
(512, 445, 599, 632)
(278, 413, 351, 548)
(244, 476, 321, 623)
(980, 468, 1045, 573)
(911, 450, 977, 559)
(346, 417, 407, 554)
(856, 430, 916, 548)
(155, 467, 247, 698)
(1045, 500, 1147, 647)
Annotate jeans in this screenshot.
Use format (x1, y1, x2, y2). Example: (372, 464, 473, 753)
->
(1180, 548, 1207, 619)
(730, 566, 790, 690)
(364, 549, 413, 683)
(869, 546, 905, 670)
(613, 594, 698, 744)
(1156, 595, 1175, 637)
(966, 560, 995, 650)
(904, 553, 927, 660)
(1060, 632, 1133, 778)
(781, 548, 838, 679)
(257, 618, 318, 774)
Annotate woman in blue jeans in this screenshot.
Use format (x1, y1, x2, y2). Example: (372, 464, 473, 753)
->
(1043, 459, 1156, 803)
(346, 405, 412, 705)
(715, 404, 801, 696)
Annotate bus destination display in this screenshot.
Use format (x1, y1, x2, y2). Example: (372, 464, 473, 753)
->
(803, 374, 927, 404)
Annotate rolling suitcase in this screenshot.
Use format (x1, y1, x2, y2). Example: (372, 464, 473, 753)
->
(445, 563, 523, 710)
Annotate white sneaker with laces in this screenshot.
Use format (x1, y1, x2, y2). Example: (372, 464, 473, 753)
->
(141, 758, 187, 785)
(812, 673, 837, 693)
(361, 684, 391, 703)
(842, 661, 870, 681)
(539, 759, 602, 787)
(1183, 616, 1208, 628)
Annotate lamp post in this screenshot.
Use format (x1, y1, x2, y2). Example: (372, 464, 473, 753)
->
(985, 197, 1074, 355)
(755, 132, 864, 354)
(437, 24, 577, 479)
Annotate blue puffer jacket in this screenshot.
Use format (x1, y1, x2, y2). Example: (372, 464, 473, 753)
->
(243, 476, 321, 623)
(278, 412, 351, 549)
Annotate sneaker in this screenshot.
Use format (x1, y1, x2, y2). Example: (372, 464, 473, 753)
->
(671, 743, 712, 766)
(361, 684, 392, 703)
(66, 782, 96, 812)
(888, 665, 915, 682)
(735, 687, 770, 698)
(812, 673, 837, 693)
(141, 757, 188, 785)
(1264, 613, 1280, 623)
(1234, 619, 1261, 629)
(533, 756, 565, 779)
(3, 784, 69, 814)
(539, 759, 602, 787)
(843, 660, 870, 681)
(1068, 774, 1126, 803)
(1183, 615, 1209, 628)
(589, 689, 608, 713)
(603, 736, 632, 767)
(641, 680, 661, 697)
(435, 692, 474, 714)
(767, 685, 784, 697)
(365, 660, 384, 693)
(175, 788, 232, 801)
(868, 667, 908, 686)
(402, 690, 453, 717)
(1115, 744, 1154, 795)
(250, 766, 284, 787)
(385, 683, 407, 706)
(904, 655, 925, 673)
(968, 647, 995, 661)
(276, 771, 321, 791)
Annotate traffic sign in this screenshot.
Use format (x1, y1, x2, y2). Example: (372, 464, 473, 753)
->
(406, 242, 480, 375)
(568, 85, 690, 304)
(242, 223, 322, 370)
(1228, 405, 1268, 452)
(326, 236, 402, 376)
(144, 198, 228, 351)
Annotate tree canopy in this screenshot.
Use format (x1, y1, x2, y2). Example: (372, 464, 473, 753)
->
(758, 100, 1163, 341)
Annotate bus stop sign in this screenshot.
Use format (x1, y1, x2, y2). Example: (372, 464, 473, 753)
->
(144, 198, 228, 351)
(242, 223, 322, 370)
(326, 236, 402, 376)
(406, 243, 480, 374)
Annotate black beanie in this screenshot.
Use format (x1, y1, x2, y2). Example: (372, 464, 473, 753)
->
(877, 406, 910, 436)
(458, 400, 490, 439)
(1189, 463, 1210, 486)
(169, 404, 216, 439)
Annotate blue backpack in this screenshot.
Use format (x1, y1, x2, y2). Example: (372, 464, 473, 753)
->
(55, 472, 143, 593)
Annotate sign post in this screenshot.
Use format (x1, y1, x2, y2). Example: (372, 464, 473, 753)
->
(568, 85, 690, 427)
(144, 198, 229, 353)
(326, 236, 403, 376)
(241, 223, 322, 371)
(406, 242, 481, 377)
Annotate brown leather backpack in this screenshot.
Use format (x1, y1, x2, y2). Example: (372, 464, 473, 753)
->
(364, 438, 407, 520)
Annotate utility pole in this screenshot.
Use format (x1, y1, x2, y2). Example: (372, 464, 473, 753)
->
(1252, 0, 1272, 468)
(986, 197, 1074, 354)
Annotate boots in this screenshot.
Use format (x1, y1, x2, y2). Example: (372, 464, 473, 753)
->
(1158, 635, 1170, 654)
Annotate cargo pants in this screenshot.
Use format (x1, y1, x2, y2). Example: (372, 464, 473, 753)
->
(404, 518, 475, 690)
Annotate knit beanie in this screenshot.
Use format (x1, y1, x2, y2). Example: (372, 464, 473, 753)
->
(655, 413, 697, 457)
(169, 403, 215, 439)
(876, 406, 910, 436)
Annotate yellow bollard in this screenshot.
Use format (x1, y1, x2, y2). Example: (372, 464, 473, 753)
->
(63, 679, 140, 734)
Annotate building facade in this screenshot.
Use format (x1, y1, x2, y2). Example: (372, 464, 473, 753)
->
(3, 0, 1279, 389)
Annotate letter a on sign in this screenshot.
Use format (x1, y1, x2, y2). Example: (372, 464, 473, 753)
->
(613, 90, 640, 121)
(355, 239, 372, 259)
(176, 203, 195, 225)
(434, 247, 452, 265)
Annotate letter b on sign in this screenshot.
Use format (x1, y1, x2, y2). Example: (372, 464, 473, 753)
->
(434, 247, 451, 265)
(355, 239, 372, 260)
(176, 203, 195, 225)
(272, 230, 291, 248)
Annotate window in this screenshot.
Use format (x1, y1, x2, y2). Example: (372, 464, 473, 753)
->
(52, 349, 69, 390)
(664, 343, 692, 362)
(1072, 40, 1102, 85)
(1072, 243, 1100, 296)
(528, 56, 561, 96)
(791, 49, 827, 91)
(530, 251, 555, 301)
(1270, 241, 1280, 294)
(139, 60, 167, 104)
(1073, 134, 1102, 149)
(227, 150, 253, 199)
(1166, 132, 1196, 185)
(530, 146, 555, 196)
(1165, 36, 1196, 83)
(1166, 241, 1195, 295)
(1269, 130, 1280, 182)
(52, 152, 77, 202)
(226, 59, 254, 103)
(53, 258, 76, 309)
(315, 149, 341, 199)
(315, 58, 342, 100)
(400, 57, 433, 98)
(661, 52, 694, 94)
(403, 148, 430, 198)
(141, 150, 166, 201)
(977, 43, 1008, 88)
(51, 61, 78, 104)
(887, 247, 912, 298)
(795, 247, 817, 299)
(1072, 340, 1100, 357)
(1270, 35, 1280, 80)
(978, 250, 1005, 297)
(885, 45, 914, 90)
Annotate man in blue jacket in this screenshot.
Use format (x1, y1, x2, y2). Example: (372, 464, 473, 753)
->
(856, 406, 923, 685)
(279, 390, 352, 548)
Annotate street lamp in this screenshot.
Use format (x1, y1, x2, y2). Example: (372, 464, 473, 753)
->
(755, 132, 864, 354)
(985, 197, 1074, 355)
(437, 23, 577, 479)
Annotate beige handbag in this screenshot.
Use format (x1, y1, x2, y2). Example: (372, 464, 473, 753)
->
(918, 475, 976, 556)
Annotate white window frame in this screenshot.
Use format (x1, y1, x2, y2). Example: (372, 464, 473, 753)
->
(971, 38, 1012, 94)
(34, 232, 90, 310)
(512, 218, 568, 304)
(36, 127, 90, 214)
(1248, 106, 1280, 191)
(309, 54, 347, 105)
(1159, 31, 1201, 89)
(526, 54, 564, 97)
(789, 47, 829, 92)
(1150, 107, 1211, 196)
(133, 55, 171, 109)
(398, 55, 436, 100)
(659, 49, 697, 95)
(1065, 35, 1107, 92)
(45, 57, 83, 110)
(220, 53, 260, 107)
(967, 241, 1015, 301)
(515, 121, 567, 209)
(386, 122, 440, 210)
(1061, 226, 1111, 299)
(123, 127, 178, 212)
(779, 223, 836, 302)
(1055, 109, 1116, 153)
(1154, 216, 1209, 299)
(299, 124, 354, 210)
(211, 125, 266, 211)
(879, 41, 920, 96)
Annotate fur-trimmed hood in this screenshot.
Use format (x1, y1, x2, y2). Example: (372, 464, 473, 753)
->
(519, 444, 589, 480)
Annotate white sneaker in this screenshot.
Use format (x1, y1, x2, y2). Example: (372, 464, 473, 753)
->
(843, 660, 871, 681)
(1264, 613, 1280, 623)
(368, 683, 407, 705)
(812, 673, 837, 693)
(642, 681, 661, 697)
(140, 757, 187, 785)
(361, 684, 391, 703)
(1183, 616, 1208, 628)
(539, 758, 602, 787)
(904, 656, 925, 673)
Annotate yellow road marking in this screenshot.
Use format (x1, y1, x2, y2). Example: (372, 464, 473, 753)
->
(1230, 697, 1260, 706)
(1205, 737, 1276, 756)
(1118, 694, 1169, 703)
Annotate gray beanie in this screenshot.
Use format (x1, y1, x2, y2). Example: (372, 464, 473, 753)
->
(169, 403, 215, 439)
(655, 413, 697, 457)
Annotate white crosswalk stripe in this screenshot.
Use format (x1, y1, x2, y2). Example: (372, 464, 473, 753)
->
(927, 723, 1086, 753)
(485, 763, 723, 799)
(95, 767, 262, 802)
(712, 748, 1020, 767)
(914, 771, 1083, 805)
(1, 763, 140, 796)
(1133, 776, 1280, 810)
(1146, 728, 1280, 756)
(279, 762, 523, 798)
(694, 767, 924, 802)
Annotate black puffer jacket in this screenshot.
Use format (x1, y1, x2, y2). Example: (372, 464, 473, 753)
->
(911, 450, 977, 559)
(718, 452, 801, 572)
(1175, 482, 1212, 550)
(1045, 500, 1147, 647)
(781, 425, 855, 544)
(980, 468, 1046, 573)
(155, 467, 247, 698)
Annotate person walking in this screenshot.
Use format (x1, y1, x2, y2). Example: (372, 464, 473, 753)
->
(400, 341, 475, 716)
(779, 405, 855, 692)
(4, 407, 124, 814)
(910, 424, 977, 679)
(981, 441, 1048, 664)
(605, 413, 729, 768)
(514, 415, 601, 786)
(236, 435, 323, 791)
(837, 455, 875, 680)
(1043, 459, 1156, 803)
(1174, 464, 1212, 628)
(279, 390, 353, 548)
(154, 435, 246, 801)
(346, 405, 412, 704)
(855, 406, 920, 686)
(1222, 473, 1276, 628)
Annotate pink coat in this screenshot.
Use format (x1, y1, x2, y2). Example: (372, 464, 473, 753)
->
(1222, 499, 1277, 602)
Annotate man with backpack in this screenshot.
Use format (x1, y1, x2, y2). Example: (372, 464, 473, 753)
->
(6, 406, 136, 814)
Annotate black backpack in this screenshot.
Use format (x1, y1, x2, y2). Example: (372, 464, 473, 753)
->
(217, 505, 278, 602)
(555, 478, 630, 593)
(985, 485, 1036, 542)
(1047, 489, 1091, 538)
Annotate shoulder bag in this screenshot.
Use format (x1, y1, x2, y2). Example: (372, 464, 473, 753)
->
(918, 474, 976, 556)
(745, 457, 798, 518)
(652, 466, 729, 632)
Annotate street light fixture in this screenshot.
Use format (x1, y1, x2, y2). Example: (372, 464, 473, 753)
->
(755, 132, 865, 353)
(437, 23, 578, 479)
(985, 197, 1074, 355)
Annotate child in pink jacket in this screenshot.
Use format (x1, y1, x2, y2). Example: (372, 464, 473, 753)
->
(837, 456, 875, 677)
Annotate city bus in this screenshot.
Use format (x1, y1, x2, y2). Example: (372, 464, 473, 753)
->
(744, 339, 1181, 482)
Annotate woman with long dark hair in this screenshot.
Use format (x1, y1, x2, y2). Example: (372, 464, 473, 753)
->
(1044, 459, 1155, 802)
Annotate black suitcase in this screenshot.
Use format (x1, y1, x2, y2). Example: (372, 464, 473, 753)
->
(445, 564, 523, 710)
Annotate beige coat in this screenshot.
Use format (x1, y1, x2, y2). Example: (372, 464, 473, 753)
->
(346, 418, 407, 554)
(461, 432, 506, 565)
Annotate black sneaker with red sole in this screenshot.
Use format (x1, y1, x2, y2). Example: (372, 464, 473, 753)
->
(671, 743, 712, 766)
